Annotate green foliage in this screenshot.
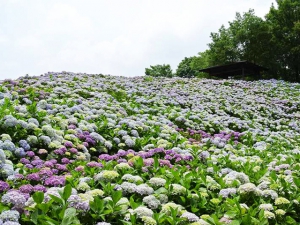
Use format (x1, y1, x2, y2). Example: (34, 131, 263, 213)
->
(107, 89, 128, 102)
(175, 57, 197, 78)
(24, 185, 80, 225)
(145, 64, 173, 77)
(177, 2, 300, 81)
(77, 90, 93, 99)
(190, 51, 211, 78)
(266, 0, 300, 81)
(207, 9, 274, 79)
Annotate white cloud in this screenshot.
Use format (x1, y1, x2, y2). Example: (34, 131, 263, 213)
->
(0, 0, 275, 79)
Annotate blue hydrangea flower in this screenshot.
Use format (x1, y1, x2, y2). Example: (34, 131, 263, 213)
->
(0, 210, 20, 222)
(0, 141, 15, 152)
(14, 148, 26, 158)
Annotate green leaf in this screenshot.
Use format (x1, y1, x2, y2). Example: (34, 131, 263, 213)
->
(120, 220, 132, 225)
(229, 220, 240, 225)
(38, 203, 50, 213)
(191, 206, 199, 213)
(112, 190, 123, 204)
(31, 210, 38, 225)
(129, 196, 141, 209)
(286, 216, 297, 225)
(293, 178, 300, 188)
(154, 157, 159, 168)
(62, 207, 77, 225)
(0, 203, 9, 212)
(225, 210, 237, 218)
(179, 196, 186, 204)
(32, 191, 44, 204)
(49, 194, 63, 204)
(45, 222, 57, 225)
(41, 216, 59, 225)
(90, 196, 104, 214)
(63, 184, 72, 201)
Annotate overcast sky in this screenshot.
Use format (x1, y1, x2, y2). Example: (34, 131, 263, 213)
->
(0, 0, 275, 80)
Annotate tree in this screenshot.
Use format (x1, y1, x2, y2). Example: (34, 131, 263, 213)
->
(190, 50, 211, 78)
(229, 10, 277, 78)
(266, 0, 300, 81)
(145, 64, 173, 77)
(191, 50, 211, 70)
(207, 9, 277, 79)
(175, 57, 197, 78)
(208, 24, 241, 65)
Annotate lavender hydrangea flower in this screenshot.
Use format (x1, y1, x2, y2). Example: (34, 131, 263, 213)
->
(118, 182, 137, 194)
(0, 149, 6, 163)
(1, 190, 28, 208)
(33, 185, 47, 192)
(125, 139, 135, 147)
(18, 140, 30, 151)
(219, 188, 237, 198)
(142, 195, 161, 209)
(0, 210, 20, 222)
(14, 148, 26, 158)
(180, 212, 200, 222)
(19, 184, 34, 193)
(67, 195, 90, 211)
(44, 176, 65, 187)
(0, 181, 9, 192)
(0, 141, 15, 152)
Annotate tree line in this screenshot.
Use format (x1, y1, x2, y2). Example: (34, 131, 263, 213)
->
(145, 0, 300, 82)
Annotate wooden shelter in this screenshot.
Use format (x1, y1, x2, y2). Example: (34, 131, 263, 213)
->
(199, 61, 267, 79)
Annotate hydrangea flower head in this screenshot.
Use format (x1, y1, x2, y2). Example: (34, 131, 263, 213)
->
(94, 170, 119, 182)
(169, 184, 186, 195)
(275, 197, 290, 205)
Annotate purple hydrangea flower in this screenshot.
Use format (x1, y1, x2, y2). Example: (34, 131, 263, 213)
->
(26, 151, 35, 157)
(86, 162, 103, 167)
(38, 169, 54, 179)
(43, 161, 54, 168)
(25, 164, 33, 169)
(61, 158, 70, 164)
(19, 184, 34, 193)
(64, 141, 73, 148)
(54, 149, 64, 155)
(56, 164, 67, 171)
(26, 173, 40, 181)
(20, 158, 30, 164)
(1, 190, 28, 208)
(33, 185, 47, 192)
(68, 124, 77, 129)
(69, 148, 78, 154)
(31, 159, 44, 166)
(0, 181, 9, 192)
(44, 176, 65, 187)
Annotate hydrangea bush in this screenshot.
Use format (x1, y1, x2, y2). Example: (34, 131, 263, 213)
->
(0, 72, 300, 224)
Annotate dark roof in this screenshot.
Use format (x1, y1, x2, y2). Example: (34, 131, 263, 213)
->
(199, 61, 268, 77)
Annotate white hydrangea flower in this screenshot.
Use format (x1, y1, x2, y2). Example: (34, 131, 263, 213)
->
(238, 183, 256, 194)
(94, 170, 119, 182)
(136, 184, 154, 195)
(122, 174, 143, 183)
(161, 202, 184, 215)
(259, 204, 273, 211)
(133, 206, 153, 218)
(169, 184, 187, 195)
(143, 195, 161, 209)
(149, 177, 166, 188)
(180, 212, 200, 222)
(141, 216, 157, 225)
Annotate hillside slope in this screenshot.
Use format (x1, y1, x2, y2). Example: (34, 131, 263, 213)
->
(0, 72, 300, 224)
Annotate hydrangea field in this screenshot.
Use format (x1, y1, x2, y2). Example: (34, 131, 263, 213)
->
(0, 72, 300, 225)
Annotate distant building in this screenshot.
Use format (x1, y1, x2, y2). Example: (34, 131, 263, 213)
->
(199, 61, 267, 79)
